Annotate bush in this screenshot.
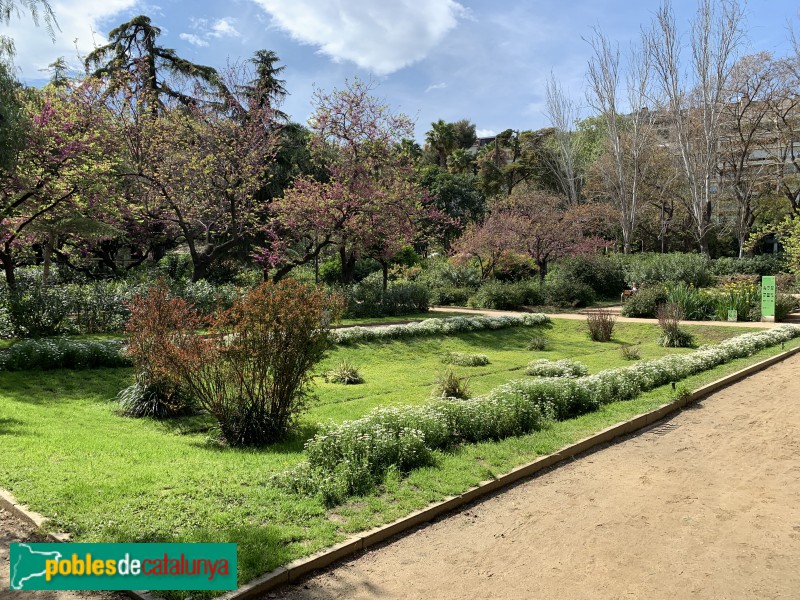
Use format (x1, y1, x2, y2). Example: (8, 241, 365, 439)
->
(69, 280, 140, 333)
(544, 273, 596, 308)
(666, 282, 716, 321)
(325, 360, 364, 384)
(117, 378, 191, 419)
(525, 358, 588, 378)
(586, 310, 616, 342)
(527, 333, 549, 351)
(467, 280, 543, 309)
(620, 286, 668, 318)
(657, 303, 694, 348)
(428, 285, 473, 306)
(776, 293, 799, 321)
(549, 255, 627, 298)
(345, 273, 429, 318)
(620, 344, 641, 360)
(0, 338, 129, 371)
(332, 313, 550, 345)
(433, 367, 471, 399)
(443, 352, 490, 367)
(624, 253, 713, 288)
(712, 255, 788, 276)
(6, 284, 73, 337)
(127, 280, 345, 447)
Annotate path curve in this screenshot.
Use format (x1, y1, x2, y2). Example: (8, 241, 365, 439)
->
(272, 354, 800, 600)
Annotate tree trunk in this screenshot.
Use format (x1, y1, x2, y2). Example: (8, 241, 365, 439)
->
(379, 260, 389, 292)
(0, 249, 15, 289)
(339, 247, 357, 285)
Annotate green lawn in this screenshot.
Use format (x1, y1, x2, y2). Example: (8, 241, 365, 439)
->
(0, 319, 790, 597)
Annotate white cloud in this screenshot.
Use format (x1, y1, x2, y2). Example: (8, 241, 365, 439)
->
(251, 0, 467, 75)
(179, 32, 208, 47)
(476, 128, 497, 138)
(425, 82, 447, 93)
(210, 18, 240, 38)
(0, 0, 140, 79)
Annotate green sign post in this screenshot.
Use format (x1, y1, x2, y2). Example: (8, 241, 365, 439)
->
(761, 275, 776, 321)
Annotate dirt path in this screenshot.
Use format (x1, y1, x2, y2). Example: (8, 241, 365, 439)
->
(273, 354, 800, 600)
(0, 508, 120, 600)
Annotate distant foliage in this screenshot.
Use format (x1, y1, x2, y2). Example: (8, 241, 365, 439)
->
(468, 280, 544, 309)
(0, 338, 128, 371)
(711, 255, 788, 276)
(624, 253, 713, 288)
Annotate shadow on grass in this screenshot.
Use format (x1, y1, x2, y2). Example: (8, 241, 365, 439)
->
(0, 416, 24, 434)
(0, 368, 131, 405)
(184, 421, 321, 455)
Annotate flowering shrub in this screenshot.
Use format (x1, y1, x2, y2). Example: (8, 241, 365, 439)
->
(332, 314, 550, 345)
(277, 325, 800, 505)
(526, 358, 588, 378)
(710, 281, 759, 321)
(443, 352, 490, 367)
(0, 338, 128, 371)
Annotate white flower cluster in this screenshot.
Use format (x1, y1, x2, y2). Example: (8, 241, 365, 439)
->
(277, 325, 800, 505)
(443, 352, 491, 366)
(525, 358, 589, 378)
(331, 314, 551, 344)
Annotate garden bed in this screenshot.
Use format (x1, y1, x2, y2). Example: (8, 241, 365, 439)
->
(0, 319, 789, 598)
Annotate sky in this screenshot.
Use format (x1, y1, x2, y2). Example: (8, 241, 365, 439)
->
(2, 0, 798, 141)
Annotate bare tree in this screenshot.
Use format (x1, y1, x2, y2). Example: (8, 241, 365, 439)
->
(718, 52, 776, 257)
(545, 74, 582, 204)
(587, 29, 655, 253)
(649, 0, 745, 255)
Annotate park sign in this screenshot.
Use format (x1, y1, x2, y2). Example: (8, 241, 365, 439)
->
(762, 276, 776, 321)
(9, 542, 237, 591)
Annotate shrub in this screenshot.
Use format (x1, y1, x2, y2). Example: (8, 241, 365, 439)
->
(345, 273, 429, 318)
(543, 272, 596, 308)
(586, 310, 616, 342)
(0, 338, 129, 371)
(776, 293, 799, 321)
(69, 280, 140, 333)
(6, 284, 73, 337)
(549, 255, 627, 298)
(712, 255, 788, 276)
(525, 358, 588, 378)
(144, 280, 346, 447)
(468, 280, 543, 309)
(332, 313, 550, 345)
(443, 352, 490, 367)
(666, 282, 716, 321)
(117, 378, 191, 419)
(620, 286, 668, 318)
(428, 285, 473, 306)
(657, 302, 694, 348)
(620, 344, 641, 360)
(527, 333, 549, 351)
(325, 360, 364, 384)
(624, 253, 713, 288)
(433, 368, 471, 399)
(711, 281, 759, 322)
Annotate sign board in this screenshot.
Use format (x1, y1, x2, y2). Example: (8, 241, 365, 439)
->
(761, 275, 776, 318)
(727, 309, 738, 322)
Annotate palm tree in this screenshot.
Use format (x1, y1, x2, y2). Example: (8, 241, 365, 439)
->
(425, 119, 456, 167)
(85, 15, 219, 114)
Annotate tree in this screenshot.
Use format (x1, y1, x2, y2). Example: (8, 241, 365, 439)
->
(420, 165, 486, 249)
(0, 61, 24, 174)
(0, 0, 58, 57)
(425, 119, 457, 167)
(260, 79, 438, 287)
(586, 28, 656, 253)
(545, 75, 583, 204)
(235, 50, 289, 122)
(85, 15, 219, 115)
(649, 0, 745, 254)
(0, 82, 118, 286)
(717, 52, 777, 257)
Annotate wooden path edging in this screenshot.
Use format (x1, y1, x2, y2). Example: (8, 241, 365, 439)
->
(3, 344, 799, 600)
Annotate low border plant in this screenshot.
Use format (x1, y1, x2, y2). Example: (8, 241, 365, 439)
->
(443, 352, 490, 367)
(276, 325, 800, 506)
(525, 358, 588, 378)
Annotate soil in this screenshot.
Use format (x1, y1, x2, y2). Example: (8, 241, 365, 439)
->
(0, 508, 120, 600)
(271, 354, 800, 600)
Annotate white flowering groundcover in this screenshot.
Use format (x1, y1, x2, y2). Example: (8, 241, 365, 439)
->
(278, 325, 800, 505)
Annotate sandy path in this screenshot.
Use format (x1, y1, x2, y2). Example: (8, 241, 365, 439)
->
(273, 354, 800, 600)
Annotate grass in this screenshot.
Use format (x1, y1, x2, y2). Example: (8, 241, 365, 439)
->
(0, 318, 784, 597)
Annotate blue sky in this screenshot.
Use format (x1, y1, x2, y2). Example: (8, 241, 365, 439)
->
(2, 0, 798, 140)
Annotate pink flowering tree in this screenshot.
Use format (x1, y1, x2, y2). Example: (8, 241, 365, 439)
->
(258, 78, 441, 287)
